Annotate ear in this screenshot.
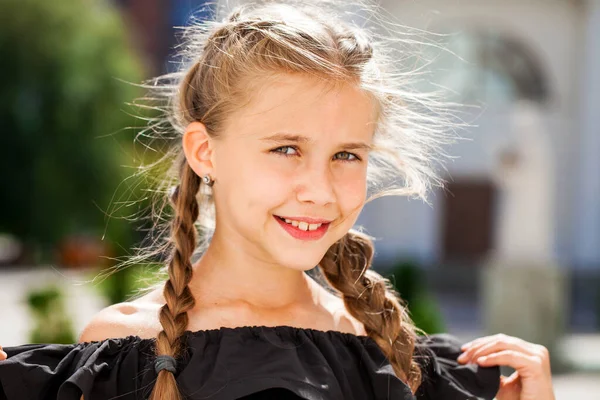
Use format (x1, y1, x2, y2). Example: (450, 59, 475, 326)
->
(182, 121, 215, 178)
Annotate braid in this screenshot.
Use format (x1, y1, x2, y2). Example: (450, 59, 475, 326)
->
(149, 162, 202, 400)
(319, 231, 423, 394)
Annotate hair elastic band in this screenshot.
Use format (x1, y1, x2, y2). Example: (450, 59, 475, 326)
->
(154, 355, 178, 374)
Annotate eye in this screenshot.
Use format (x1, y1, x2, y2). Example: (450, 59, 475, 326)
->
(271, 146, 299, 156)
(333, 151, 360, 162)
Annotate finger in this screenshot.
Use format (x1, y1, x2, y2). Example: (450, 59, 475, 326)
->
(459, 334, 515, 362)
(476, 350, 541, 374)
(461, 337, 489, 350)
(501, 371, 521, 386)
(458, 337, 537, 364)
(461, 333, 509, 350)
(497, 372, 522, 400)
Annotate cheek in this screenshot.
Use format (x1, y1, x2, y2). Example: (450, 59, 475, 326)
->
(227, 154, 291, 211)
(340, 182, 366, 213)
(335, 170, 367, 216)
(248, 162, 292, 199)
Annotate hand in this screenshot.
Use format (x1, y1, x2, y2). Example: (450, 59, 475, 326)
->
(0, 345, 6, 361)
(457, 333, 555, 400)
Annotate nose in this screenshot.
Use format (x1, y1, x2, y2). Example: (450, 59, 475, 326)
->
(296, 163, 336, 206)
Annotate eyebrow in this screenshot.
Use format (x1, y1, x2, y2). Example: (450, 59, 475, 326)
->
(261, 132, 373, 151)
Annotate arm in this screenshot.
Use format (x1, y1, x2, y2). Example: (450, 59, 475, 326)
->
(78, 302, 146, 343)
(78, 303, 148, 400)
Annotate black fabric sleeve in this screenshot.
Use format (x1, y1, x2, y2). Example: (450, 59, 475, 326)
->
(414, 333, 500, 400)
(0, 336, 154, 400)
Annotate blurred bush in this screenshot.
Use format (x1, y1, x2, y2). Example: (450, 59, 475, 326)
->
(0, 0, 147, 265)
(95, 262, 166, 305)
(388, 260, 446, 335)
(26, 285, 76, 344)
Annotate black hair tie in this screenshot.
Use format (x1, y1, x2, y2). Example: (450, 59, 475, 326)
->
(154, 355, 178, 374)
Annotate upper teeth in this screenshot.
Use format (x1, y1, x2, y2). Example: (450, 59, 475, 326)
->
(284, 218, 322, 231)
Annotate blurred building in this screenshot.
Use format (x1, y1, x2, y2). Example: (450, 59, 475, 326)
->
(359, 0, 600, 274)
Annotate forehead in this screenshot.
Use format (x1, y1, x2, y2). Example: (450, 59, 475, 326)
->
(224, 73, 377, 142)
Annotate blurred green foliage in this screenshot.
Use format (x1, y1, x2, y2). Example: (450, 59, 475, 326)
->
(388, 260, 446, 335)
(94, 262, 166, 305)
(26, 285, 76, 344)
(0, 0, 147, 262)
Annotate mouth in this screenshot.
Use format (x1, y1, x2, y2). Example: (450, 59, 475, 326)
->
(274, 215, 332, 241)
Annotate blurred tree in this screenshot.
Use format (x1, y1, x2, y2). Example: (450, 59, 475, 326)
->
(95, 262, 166, 305)
(0, 0, 147, 266)
(388, 260, 446, 335)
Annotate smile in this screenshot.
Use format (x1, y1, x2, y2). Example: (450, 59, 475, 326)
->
(274, 216, 331, 240)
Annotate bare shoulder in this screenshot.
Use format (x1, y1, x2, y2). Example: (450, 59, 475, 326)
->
(78, 297, 162, 343)
(345, 312, 368, 336)
(321, 291, 367, 336)
(338, 305, 368, 336)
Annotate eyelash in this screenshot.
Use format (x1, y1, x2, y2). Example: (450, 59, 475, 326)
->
(270, 146, 362, 162)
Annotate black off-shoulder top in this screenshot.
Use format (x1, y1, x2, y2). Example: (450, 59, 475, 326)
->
(0, 325, 499, 400)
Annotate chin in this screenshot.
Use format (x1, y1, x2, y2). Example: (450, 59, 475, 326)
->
(272, 249, 328, 272)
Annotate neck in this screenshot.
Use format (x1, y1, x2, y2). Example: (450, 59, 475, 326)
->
(187, 229, 323, 312)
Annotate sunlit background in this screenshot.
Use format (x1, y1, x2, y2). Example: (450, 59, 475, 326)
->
(1, 0, 599, 398)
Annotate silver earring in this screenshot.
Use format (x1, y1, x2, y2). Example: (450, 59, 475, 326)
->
(202, 174, 214, 187)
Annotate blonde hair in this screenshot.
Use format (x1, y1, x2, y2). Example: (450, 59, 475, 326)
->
(103, 0, 465, 398)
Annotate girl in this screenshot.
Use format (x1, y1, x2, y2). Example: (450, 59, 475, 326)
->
(0, 1, 555, 399)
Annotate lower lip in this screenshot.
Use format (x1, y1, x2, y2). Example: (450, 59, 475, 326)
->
(274, 216, 330, 241)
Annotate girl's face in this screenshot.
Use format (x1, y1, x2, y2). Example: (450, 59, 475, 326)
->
(208, 73, 376, 270)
